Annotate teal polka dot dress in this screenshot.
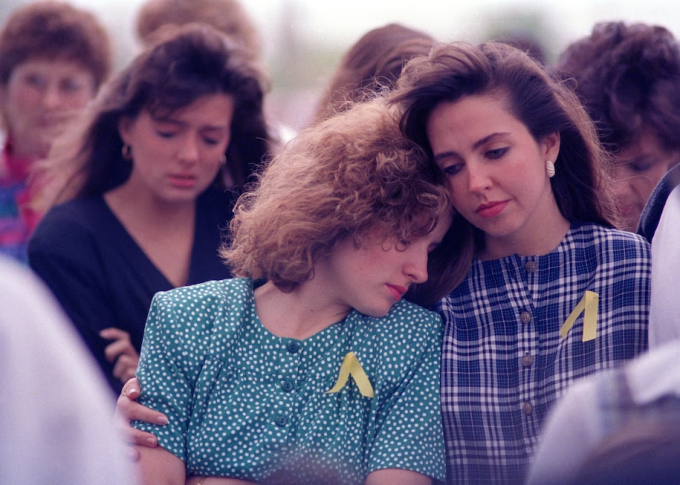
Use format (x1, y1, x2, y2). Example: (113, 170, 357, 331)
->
(133, 278, 445, 484)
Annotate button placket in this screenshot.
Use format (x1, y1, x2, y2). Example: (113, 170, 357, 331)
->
(270, 338, 303, 434)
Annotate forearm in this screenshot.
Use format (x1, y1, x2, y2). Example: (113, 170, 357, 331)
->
(135, 445, 185, 485)
(365, 468, 432, 485)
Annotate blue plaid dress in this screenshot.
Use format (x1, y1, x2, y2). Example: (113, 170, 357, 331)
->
(438, 223, 650, 484)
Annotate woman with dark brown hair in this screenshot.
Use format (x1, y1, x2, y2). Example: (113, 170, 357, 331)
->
(554, 22, 680, 232)
(28, 24, 272, 394)
(392, 41, 650, 484)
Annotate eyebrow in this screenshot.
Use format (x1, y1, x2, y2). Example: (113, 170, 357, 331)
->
(433, 132, 511, 162)
(152, 117, 228, 132)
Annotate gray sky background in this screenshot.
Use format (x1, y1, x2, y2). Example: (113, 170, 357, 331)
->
(61, 0, 680, 128)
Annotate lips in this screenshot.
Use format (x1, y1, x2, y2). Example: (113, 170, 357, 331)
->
(386, 284, 407, 301)
(168, 173, 197, 188)
(476, 200, 509, 218)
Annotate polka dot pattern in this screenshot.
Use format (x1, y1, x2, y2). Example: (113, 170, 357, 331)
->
(133, 278, 445, 484)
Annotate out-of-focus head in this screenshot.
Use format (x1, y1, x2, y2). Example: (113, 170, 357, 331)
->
(0, 1, 111, 157)
(313, 23, 435, 124)
(393, 41, 618, 237)
(44, 24, 270, 207)
(555, 22, 680, 231)
(223, 99, 462, 303)
(136, 0, 261, 61)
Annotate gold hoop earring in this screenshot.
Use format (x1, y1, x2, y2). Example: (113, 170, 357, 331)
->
(546, 160, 555, 178)
(122, 144, 132, 161)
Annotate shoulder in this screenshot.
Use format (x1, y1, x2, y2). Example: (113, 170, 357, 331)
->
(570, 223, 651, 259)
(639, 164, 680, 242)
(32, 198, 108, 242)
(153, 277, 251, 313)
(29, 198, 109, 260)
(365, 300, 442, 347)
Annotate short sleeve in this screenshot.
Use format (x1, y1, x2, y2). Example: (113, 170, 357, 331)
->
(367, 312, 446, 481)
(133, 292, 195, 462)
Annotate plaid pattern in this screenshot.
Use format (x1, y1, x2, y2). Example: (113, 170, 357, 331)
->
(438, 223, 650, 484)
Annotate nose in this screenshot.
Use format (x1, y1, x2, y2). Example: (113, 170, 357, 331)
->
(467, 161, 492, 194)
(178, 135, 200, 164)
(41, 84, 63, 110)
(405, 247, 429, 284)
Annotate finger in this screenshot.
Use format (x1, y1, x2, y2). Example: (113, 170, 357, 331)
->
(116, 393, 168, 426)
(122, 377, 141, 399)
(100, 327, 130, 341)
(104, 338, 138, 363)
(113, 355, 139, 382)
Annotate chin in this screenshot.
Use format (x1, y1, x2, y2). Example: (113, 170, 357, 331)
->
(358, 304, 393, 318)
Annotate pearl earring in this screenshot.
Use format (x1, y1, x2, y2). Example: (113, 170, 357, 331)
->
(546, 160, 555, 178)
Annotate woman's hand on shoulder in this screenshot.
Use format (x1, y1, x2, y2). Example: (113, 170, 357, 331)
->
(114, 376, 168, 460)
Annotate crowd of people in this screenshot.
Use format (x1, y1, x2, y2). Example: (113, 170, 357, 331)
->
(2, 1, 680, 484)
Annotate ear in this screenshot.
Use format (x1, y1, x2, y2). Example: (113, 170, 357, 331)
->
(540, 132, 561, 163)
(117, 117, 133, 145)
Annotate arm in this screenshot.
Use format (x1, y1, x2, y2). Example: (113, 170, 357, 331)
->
(365, 469, 431, 485)
(135, 445, 185, 485)
(367, 312, 446, 482)
(28, 208, 126, 390)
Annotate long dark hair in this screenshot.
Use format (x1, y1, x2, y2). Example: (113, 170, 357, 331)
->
(43, 23, 271, 207)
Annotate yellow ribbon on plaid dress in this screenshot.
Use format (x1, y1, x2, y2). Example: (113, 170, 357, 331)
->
(559, 291, 599, 342)
(326, 352, 374, 398)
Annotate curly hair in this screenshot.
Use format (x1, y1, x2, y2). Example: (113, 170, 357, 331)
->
(313, 23, 434, 124)
(554, 22, 680, 154)
(223, 99, 466, 303)
(0, 1, 111, 89)
(40, 23, 271, 209)
(392, 41, 618, 234)
(135, 0, 261, 60)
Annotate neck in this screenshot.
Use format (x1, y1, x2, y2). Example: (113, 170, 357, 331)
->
(104, 180, 196, 228)
(480, 194, 570, 260)
(254, 280, 351, 340)
(9, 138, 48, 161)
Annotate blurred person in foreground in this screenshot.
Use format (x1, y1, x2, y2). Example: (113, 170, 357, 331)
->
(0, 255, 135, 484)
(0, 1, 111, 262)
(554, 21, 680, 232)
(28, 24, 272, 394)
(312, 23, 435, 124)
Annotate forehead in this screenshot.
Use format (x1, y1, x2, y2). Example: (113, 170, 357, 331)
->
(426, 93, 520, 142)
(11, 57, 94, 78)
(148, 93, 236, 124)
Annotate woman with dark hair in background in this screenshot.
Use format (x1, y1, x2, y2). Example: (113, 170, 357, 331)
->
(0, 1, 111, 262)
(313, 23, 435, 124)
(392, 41, 650, 484)
(554, 22, 680, 232)
(29, 24, 272, 394)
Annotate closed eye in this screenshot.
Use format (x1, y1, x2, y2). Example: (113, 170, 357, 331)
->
(441, 164, 463, 176)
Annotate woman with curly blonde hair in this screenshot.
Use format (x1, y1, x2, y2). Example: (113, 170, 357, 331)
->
(120, 99, 464, 485)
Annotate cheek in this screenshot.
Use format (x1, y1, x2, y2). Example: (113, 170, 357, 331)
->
(5, 85, 40, 114)
(63, 91, 94, 109)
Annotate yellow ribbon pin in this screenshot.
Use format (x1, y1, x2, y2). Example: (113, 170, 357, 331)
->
(326, 352, 374, 398)
(560, 291, 599, 342)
